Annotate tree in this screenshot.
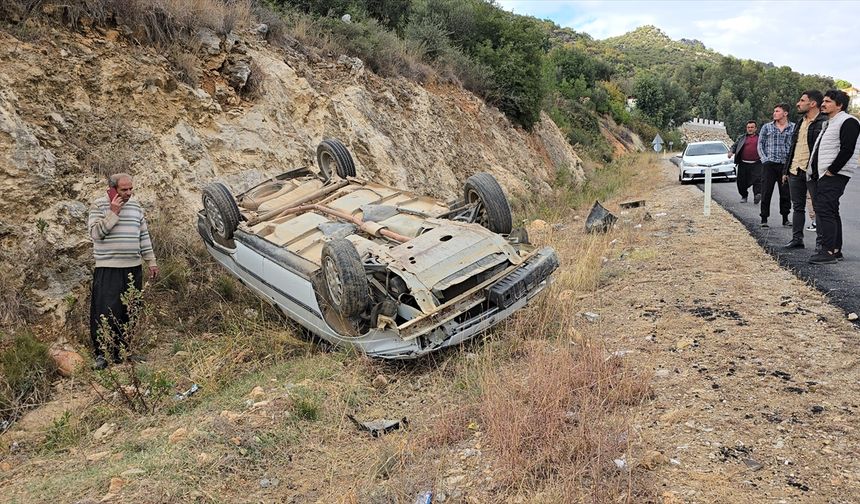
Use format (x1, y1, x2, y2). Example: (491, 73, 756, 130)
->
(835, 79, 852, 89)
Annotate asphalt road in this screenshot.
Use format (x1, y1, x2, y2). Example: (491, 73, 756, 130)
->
(673, 161, 860, 318)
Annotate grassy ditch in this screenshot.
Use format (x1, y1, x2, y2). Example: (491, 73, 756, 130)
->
(1, 154, 661, 502)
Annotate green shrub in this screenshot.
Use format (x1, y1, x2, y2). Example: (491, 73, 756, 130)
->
(0, 331, 56, 425)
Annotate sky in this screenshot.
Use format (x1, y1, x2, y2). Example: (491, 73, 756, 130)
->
(497, 0, 860, 88)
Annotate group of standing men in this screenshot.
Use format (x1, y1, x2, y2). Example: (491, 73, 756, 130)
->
(729, 89, 859, 264)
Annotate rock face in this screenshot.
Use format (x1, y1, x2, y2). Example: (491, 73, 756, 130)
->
(0, 25, 584, 321)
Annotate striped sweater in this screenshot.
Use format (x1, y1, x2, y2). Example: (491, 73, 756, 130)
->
(88, 196, 157, 268)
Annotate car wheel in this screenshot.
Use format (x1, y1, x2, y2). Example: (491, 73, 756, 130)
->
(202, 182, 240, 240)
(463, 172, 513, 234)
(321, 239, 369, 317)
(316, 139, 356, 181)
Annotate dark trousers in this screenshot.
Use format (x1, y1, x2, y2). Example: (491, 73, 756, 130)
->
(813, 174, 850, 252)
(90, 266, 143, 360)
(760, 162, 790, 221)
(787, 172, 810, 242)
(803, 176, 823, 251)
(736, 161, 762, 199)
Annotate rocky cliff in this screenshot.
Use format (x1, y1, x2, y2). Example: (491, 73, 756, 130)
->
(0, 23, 584, 321)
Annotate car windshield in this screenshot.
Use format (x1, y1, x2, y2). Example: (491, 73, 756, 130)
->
(686, 143, 727, 156)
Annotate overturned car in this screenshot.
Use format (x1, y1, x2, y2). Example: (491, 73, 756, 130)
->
(197, 139, 559, 358)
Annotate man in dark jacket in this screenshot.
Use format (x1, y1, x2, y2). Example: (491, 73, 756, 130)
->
(729, 120, 762, 203)
(781, 90, 827, 249)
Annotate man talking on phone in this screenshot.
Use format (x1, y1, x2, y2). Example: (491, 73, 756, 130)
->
(87, 173, 159, 369)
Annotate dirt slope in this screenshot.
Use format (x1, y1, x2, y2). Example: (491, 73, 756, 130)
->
(0, 23, 583, 320)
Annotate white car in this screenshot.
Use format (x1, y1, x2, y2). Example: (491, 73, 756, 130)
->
(678, 141, 737, 184)
(197, 139, 559, 359)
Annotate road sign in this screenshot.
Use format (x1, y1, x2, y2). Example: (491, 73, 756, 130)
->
(652, 134, 664, 152)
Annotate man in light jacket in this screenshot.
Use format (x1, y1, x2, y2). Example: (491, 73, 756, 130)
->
(807, 90, 860, 264)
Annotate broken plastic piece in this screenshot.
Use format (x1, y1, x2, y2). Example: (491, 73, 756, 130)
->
(619, 199, 645, 209)
(413, 490, 432, 504)
(347, 414, 408, 437)
(173, 383, 200, 401)
(585, 201, 617, 233)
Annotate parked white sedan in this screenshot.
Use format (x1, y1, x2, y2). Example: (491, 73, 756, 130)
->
(678, 141, 737, 184)
(198, 139, 558, 359)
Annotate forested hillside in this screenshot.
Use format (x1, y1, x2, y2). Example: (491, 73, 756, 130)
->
(604, 26, 836, 138)
(269, 1, 840, 157)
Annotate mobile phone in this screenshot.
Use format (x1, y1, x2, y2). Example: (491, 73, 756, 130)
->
(107, 187, 118, 201)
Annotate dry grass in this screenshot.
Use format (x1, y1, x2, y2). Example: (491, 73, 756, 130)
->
(172, 50, 200, 88)
(241, 59, 266, 99)
(2, 0, 252, 45)
(479, 340, 651, 494)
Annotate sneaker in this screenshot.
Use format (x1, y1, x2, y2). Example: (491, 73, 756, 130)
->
(782, 217, 791, 227)
(93, 356, 108, 370)
(740, 197, 748, 203)
(754, 194, 761, 204)
(809, 252, 837, 264)
(835, 251, 844, 261)
(761, 219, 769, 228)
(806, 222, 817, 232)
(783, 240, 804, 249)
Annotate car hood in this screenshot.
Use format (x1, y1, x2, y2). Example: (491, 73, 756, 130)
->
(683, 154, 732, 166)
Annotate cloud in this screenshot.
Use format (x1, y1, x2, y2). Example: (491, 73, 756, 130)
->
(495, 1, 860, 85)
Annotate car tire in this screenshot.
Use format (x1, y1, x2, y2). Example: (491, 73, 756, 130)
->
(463, 172, 513, 234)
(316, 139, 356, 181)
(321, 239, 369, 318)
(202, 182, 240, 240)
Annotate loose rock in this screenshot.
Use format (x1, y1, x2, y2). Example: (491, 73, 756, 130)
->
(639, 450, 669, 470)
(108, 477, 124, 494)
(372, 374, 389, 390)
(93, 423, 117, 441)
(168, 427, 188, 444)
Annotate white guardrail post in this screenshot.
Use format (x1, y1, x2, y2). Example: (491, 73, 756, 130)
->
(703, 167, 713, 216)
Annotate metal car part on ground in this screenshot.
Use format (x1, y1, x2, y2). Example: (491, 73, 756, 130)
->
(198, 138, 559, 358)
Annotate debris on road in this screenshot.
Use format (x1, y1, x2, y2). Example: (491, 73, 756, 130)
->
(173, 383, 200, 401)
(585, 201, 617, 233)
(347, 414, 408, 437)
(620, 199, 646, 209)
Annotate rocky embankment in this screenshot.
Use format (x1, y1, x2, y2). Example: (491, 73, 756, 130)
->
(0, 21, 584, 320)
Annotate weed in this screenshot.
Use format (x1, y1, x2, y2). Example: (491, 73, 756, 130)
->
(172, 50, 200, 88)
(36, 217, 48, 234)
(41, 411, 85, 453)
(241, 59, 267, 99)
(289, 388, 322, 421)
(0, 330, 56, 429)
(0, 266, 34, 328)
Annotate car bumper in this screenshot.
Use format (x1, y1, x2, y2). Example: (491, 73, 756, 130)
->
(680, 166, 736, 182)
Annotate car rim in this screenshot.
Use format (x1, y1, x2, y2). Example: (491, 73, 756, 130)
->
(323, 256, 343, 307)
(204, 195, 225, 235)
(319, 151, 334, 179)
(466, 189, 488, 227)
